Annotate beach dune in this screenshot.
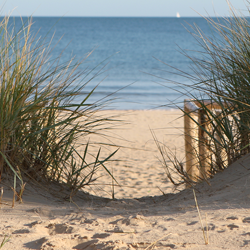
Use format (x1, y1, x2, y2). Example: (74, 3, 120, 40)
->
(1, 109, 249, 250)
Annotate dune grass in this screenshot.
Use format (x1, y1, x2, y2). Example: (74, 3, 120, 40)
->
(155, 2, 250, 186)
(0, 16, 118, 197)
(0, 235, 10, 249)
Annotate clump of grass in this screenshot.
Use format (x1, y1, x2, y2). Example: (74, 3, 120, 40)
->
(0, 16, 118, 196)
(156, 1, 250, 186)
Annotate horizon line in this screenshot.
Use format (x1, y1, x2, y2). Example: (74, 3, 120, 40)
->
(3, 15, 233, 18)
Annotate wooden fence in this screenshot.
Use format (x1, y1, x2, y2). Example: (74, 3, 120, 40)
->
(184, 99, 227, 184)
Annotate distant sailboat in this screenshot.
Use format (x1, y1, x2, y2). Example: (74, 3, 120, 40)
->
(176, 12, 180, 18)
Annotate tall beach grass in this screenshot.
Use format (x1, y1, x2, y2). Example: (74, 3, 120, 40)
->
(0, 16, 118, 197)
(156, 1, 250, 187)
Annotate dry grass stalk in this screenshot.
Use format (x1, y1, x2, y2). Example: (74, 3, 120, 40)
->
(144, 233, 172, 250)
(16, 183, 26, 203)
(193, 189, 209, 245)
(111, 167, 115, 199)
(0, 235, 10, 249)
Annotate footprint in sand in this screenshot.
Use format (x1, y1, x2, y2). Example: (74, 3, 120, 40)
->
(80, 218, 104, 227)
(243, 217, 250, 223)
(217, 229, 227, 233)
(110, 215, 146, 227)
(208, 224, 216, 231)
(226, 216, 239, 220)
(32, 235, 96, 250)
(12, 229, 30, 234)
(25, 220, 42, 228)
(227, 224, 240, 230)
(186, 221, 198, 226)
(166, 244, 176, 249)
(92, 233, 110, 239)
(122, 215, 147, 227)
(165, 218, 175, 222)
(242, 232, 250, 236)
(24, 237, 47, 249)
(46, 223, 75, 235)
(243, 240, 250, 247)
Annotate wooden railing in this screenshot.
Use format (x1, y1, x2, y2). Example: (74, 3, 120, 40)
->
(184, 99, 227, 184)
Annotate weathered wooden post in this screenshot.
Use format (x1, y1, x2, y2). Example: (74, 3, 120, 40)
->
(184, 100, 200, 183)
(198, 108, 211, 179)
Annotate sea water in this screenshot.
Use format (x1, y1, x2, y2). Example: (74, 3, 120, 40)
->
(11, 17, 215, 109)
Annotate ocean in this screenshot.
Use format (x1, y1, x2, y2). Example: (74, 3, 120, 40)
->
(13, 17, 214, 109)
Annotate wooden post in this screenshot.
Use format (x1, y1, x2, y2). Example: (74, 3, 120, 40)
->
(214, 111, 227, 169)
(198, 109, 211, 179)
(184, 100, 200, 184)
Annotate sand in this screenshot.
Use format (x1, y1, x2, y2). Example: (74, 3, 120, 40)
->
(83, 109, 185, 199)
(1, 109, 250, 250)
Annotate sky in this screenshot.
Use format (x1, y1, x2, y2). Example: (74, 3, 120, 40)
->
(1, 0, 249, 17)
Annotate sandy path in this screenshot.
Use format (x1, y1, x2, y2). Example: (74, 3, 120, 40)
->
(83, 109, 184, 198)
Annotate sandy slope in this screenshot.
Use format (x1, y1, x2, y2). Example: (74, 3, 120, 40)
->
(1, 110, 250, 250)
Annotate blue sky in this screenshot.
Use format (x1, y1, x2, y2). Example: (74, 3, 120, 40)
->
(1, 0, 248, 17)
